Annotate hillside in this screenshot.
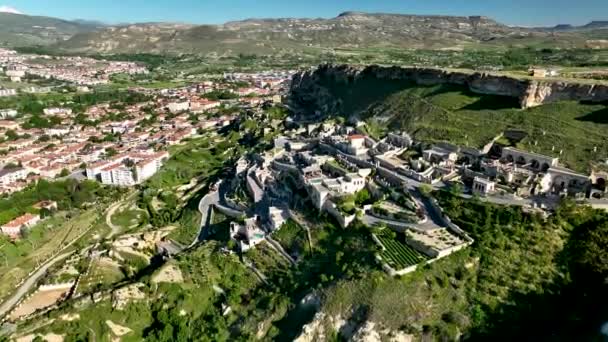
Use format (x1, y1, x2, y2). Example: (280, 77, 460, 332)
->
(53, 12, 606, 54)
(289, 65, 608, 172)
(0, 12, 100, 47)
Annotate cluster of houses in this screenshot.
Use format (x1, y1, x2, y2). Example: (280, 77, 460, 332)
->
(0, 49, 148, 85)
(0, 70, 296, 194)
(0, 201, 57, 239)
(222, 122, 477, 275)
(223, 118, 608, 274)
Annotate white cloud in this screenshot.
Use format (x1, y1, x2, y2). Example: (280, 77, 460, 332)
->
(0, 6, 22, 14)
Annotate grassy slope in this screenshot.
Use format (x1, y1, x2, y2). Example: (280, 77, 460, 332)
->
(321, 193, 567, 339)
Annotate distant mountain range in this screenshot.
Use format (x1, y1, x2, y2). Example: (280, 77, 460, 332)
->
(0, 12, 103, 47)
(0, 11, 606, 54)
(545, 21, 608, 31)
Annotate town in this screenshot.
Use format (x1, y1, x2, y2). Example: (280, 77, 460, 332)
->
(1, 54, 608, 333)
(0, 41, 606, 342)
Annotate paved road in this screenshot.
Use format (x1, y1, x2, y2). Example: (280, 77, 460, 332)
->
(193, 190, 220, 246)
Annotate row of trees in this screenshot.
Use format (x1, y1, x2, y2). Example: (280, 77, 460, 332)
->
(0, 179, 124, 226)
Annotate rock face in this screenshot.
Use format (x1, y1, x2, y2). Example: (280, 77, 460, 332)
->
(289, 64, 608, 117)
(522, 81, 608, 108)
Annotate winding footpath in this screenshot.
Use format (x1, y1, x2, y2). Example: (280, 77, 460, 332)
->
(105, 201, 123, 239)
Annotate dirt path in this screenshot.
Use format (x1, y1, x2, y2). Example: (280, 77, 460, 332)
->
(106, 192, 138, 239)
(105, 201, 123, 239)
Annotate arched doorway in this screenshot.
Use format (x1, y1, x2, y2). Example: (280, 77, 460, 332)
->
(516, 156, 526, 165)
(530, 159, 540, 169)
(597, 178, 606, 191)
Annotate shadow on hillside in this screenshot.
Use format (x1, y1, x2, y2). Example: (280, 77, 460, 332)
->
(322, 73, 418, 115)
(575, 106, 608, 124)
(465, 284, 601, 341)
(465, 220, 608, 342)
(424, 83, 469, 98)
(460, 94, 521, 111)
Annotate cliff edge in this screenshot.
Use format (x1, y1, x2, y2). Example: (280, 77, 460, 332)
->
(289, 64, 608, 117)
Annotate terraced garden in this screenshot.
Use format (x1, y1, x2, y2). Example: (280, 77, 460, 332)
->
(376, 233, 429, 270)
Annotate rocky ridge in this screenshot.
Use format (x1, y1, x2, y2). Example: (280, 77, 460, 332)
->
(53, 12, 568, 54)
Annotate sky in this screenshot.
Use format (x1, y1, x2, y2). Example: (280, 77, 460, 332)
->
(1, 0, 607, 27)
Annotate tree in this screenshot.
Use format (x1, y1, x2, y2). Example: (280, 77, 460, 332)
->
(106, 148, 118, 158)
(355, 188, 371, 205)
(36, 134, 51, 143)
(449, 183, 463, 196)
(4, 129, 18, 141)
(419, 184, 433, 197)
(566, 217, 608, 288)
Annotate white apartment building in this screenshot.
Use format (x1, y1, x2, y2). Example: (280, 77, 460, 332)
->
(87, 152, 169, 186)
(0, 167, 27, 185)
(0, 89, 17, 97)
(0, 109, 17, 119)
(43, 108, 73, 116)
(167, 101, 190, 113)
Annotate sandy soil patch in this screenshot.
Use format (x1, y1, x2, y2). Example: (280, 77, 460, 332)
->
(116, 246, 151, 260)
(98, 256, 121, 268)
(106, 320, 133, 337)
(112, 283, 146, 310)
(10, 288, 70, 320)
(60, 313, 80, 321)
(152, 263, 183, 284)
(16, 333, 64, 342)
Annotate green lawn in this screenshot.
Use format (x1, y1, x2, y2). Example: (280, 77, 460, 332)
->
(145, 137, 230, 191)
(245, 241, 291, 275)
(167, 207, 202, 246)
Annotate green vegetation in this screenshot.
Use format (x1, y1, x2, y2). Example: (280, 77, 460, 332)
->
(272, 219, 310, 258)
(246, 242, 291, 275)
(138, 135, 237, 229)
(0, 90, 150, 120)
(318, 72, 608, 172)
(166, 207, 201, 246)
(0, 210, 104, 299)
(376, 231, 429, 269)
(16, 188, 608, 341)
(320, 193, 608, 340)
(0, 179, 123, 226)
(111, 205, 148, 231)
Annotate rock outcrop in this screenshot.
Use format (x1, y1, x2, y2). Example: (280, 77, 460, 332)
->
(289, 64, 608, 117)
